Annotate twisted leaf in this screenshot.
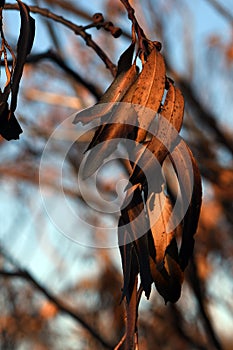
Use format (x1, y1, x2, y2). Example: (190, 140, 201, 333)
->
(0, 0, 35, 140)
(169, 143, 202, 271)
(11, 0, 35, 112)
(128, 80, 184, 187)
(79, 45, 166, 180)
(119, 184, 152, 300)
(147, 190, 183, 303)
(73, 43, 137, 125)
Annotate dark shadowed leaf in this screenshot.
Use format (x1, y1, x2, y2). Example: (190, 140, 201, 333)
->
(11, 0, 35, 113)
(170, 145, 202, 271)
(0, 104, 22, 140)
(119, 222, 139, 303)
(81, 105, 138, 179)
(147, 189, 183, 303)
(0, 0, 35, 140)
(119, 185, 152, 299)
(73, 43, 137, 125)
(128, 81, 184, 186)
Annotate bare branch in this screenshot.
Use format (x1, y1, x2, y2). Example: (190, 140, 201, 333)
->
(0, 49, 102, 99)
(4, 3, 117, 76)
(42, 0, 93, 21)
(204, 0, 233, 24)
(120, 0, 148, 41)
(28, 50, 102, 99)
(188, 257, 223, 350)
(178, 78, 233, 156)
(0, 250, 114, 349)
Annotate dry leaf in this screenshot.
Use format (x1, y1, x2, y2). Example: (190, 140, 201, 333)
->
(0, 0, 35, 140)
(79, 40, 202, 305)
(73, 43, 138, 125)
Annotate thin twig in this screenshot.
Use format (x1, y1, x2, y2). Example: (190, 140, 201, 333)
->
(43, 0, 132, 40)
(4, 3, 117, 76)
(120, 0, 158, 59)
(120, 0, 147, 42)
(114, 334, 126, 350)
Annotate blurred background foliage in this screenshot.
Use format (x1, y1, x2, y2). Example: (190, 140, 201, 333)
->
(0, 0, 233, 349)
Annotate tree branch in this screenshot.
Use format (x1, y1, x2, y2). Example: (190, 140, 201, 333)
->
(27, 50, 102, 99)
(170, 304, 207, 350)
(42, 0, 93, 21)
(188, 257, 223, 350)
(204, 0, 233, 24)
(178, 78, 233, 156)
(120, 0, 147, 41)
(166, 61, 233, 156)
(4, 3, 117, 76)
(0, 48, 102, 99)
(0, 252, 114, 349)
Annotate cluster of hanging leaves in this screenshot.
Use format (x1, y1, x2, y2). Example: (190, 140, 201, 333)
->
(75, 39, 202, 306)
(0, 0, 202, 307)
(0, 0, 35, 140)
